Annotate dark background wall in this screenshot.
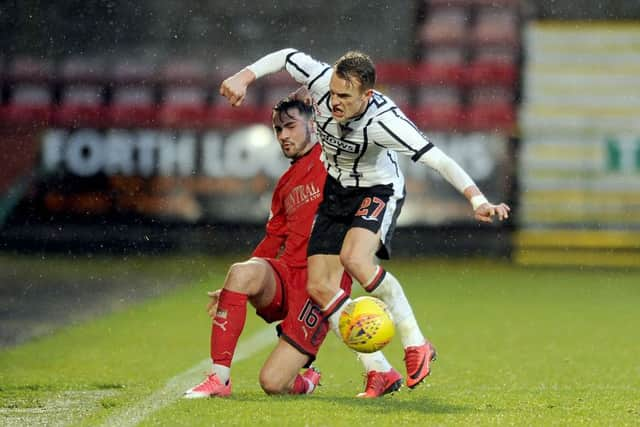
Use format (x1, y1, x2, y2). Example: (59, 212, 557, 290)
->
(0, 0, 417, 64)
(533, 0, 640, 20)
(3, 1, 638, 66)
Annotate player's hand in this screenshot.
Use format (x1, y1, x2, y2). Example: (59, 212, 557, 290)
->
(219, 69, 255, 107)
(288, 86, 313, 106)
(474, 202, 511, 223)
(206, 289, 222, 318)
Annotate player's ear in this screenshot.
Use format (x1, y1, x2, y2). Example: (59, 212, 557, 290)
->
(363, 88, 374, 100)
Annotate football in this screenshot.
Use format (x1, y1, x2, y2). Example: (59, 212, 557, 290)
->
(338, 296, 395, 353)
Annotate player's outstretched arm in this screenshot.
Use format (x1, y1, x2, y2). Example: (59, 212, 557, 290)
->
(415, 146, 511, 223)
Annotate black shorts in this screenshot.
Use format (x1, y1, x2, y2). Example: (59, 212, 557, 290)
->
(307, 175, 405, 259)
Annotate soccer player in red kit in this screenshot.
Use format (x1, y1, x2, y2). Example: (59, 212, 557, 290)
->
(184, 98, 401, 398)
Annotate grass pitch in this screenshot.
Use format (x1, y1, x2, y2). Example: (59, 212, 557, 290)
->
(1, 256, 639, 426)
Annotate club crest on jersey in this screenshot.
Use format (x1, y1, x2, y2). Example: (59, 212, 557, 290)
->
(318, 128, 360, 153)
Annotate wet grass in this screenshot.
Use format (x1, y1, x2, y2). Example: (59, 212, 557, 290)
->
(1, 256, 639, 426)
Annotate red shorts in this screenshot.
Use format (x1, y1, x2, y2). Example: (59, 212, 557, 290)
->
(256, 258, 352, 362)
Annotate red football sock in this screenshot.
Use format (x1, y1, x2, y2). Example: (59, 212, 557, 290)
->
(290, 374, 308, 395)
(210, 289, 248, 367)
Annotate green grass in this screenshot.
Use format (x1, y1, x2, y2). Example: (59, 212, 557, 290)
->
(1, 257, 639, 426)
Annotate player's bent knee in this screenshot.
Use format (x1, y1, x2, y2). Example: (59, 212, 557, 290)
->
(225, 263, 253, 292)
(258, 370, 289, 395)
(339, 251, 366, 275)
(306, 279, 327, 304)
(225, 260, 268, 295)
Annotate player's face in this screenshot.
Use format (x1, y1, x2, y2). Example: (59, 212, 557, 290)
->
(329, 72, 372, 123)
(272, 108, 314, 159)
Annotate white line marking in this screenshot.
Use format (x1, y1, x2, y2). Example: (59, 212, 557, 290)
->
(101, 327, 277, 427)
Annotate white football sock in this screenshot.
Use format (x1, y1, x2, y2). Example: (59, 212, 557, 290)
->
(357, 351, 392, 373)
(370, 270, 425, 348)
(211, 363, 231, 383)
(327, 302, 392, 373)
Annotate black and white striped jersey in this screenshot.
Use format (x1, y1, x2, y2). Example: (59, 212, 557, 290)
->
(283, 50, 435, 191)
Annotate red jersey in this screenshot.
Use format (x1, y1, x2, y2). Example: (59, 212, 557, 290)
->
(252, 143, 325, 268)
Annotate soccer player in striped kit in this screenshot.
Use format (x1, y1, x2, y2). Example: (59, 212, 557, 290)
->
(220, 49, 511, 396)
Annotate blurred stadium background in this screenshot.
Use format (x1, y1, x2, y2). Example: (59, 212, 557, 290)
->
(1, 0, 639, 340)
(2, 0, 640, 262)
(2, 0, 639, 264)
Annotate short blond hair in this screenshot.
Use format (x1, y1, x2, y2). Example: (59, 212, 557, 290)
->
(334, 51, 376, 91)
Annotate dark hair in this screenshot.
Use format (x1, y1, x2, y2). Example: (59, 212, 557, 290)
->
(334, 51, 376, 91)
(273, 98, 313, 120)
